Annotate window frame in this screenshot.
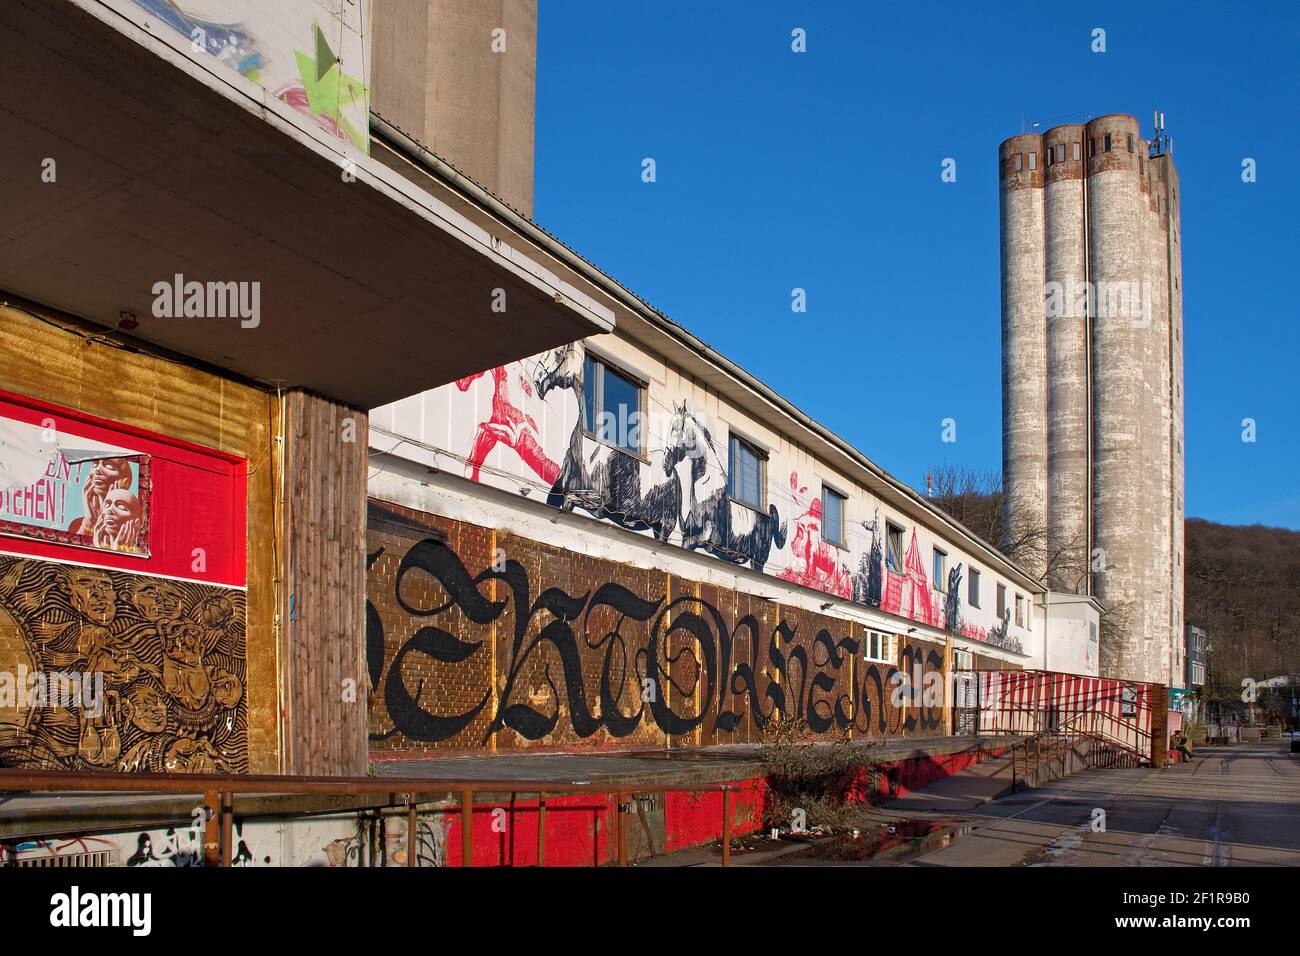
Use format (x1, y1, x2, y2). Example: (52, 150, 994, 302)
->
(1014, 593, 1026, 628)
(968, 567, 981, 609)
(932, 546, 947, 592)
(726, 431, 768, 512)
(996, 583, 1007, 619)
(885, 521, 906, 574)
(581, 351, 647, 459)
(820, 483, 847, 549)
(864, 630, 891, 664)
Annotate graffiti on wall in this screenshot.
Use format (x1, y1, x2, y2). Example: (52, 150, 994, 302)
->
(418, 341, 1025, 653)
(0, 556, 246, 772)
(130, 0, 369, 151)
(366, 517, 948, 751)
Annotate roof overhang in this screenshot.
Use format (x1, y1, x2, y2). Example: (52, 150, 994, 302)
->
(0, 0, 612, 409)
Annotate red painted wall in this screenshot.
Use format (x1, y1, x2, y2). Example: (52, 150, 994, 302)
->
(0, 389, 246, 587)
(437, 749, 1002, 866)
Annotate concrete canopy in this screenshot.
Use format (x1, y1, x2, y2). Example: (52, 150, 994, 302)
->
(0, 0, 612, 410)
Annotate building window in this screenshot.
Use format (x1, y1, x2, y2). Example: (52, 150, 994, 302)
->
(997, 583, 1007, 619)
(1104, 133, 1112, 152)
(1072, 142, 1081, 161)
(582, 353, 643, 456)
(1027, 151, 1037, 170)
(932, 547, 947, 591)
(821, 485, 846, 548)
(954, 649, 974, 670)
(885, 522, 905, 573)
(1014, 153, 1023, 172)
(727, 434, 766, 510)
(968, 567, 981, 608)
(1088, 138, 1096, 158)
(1014, 593, 1025, 628)
(1127, 133, 1134, 153)
(865, 630, 890, 663)
(1056, 144, 1065, 163)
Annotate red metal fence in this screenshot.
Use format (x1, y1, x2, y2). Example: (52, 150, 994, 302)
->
(956, 669, 1158, 763)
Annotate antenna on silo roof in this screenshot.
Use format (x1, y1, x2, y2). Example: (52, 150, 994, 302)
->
(1150, 110, 1171, 157)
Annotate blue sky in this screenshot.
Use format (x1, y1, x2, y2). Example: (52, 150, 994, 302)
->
(533, 1, 1300, 530)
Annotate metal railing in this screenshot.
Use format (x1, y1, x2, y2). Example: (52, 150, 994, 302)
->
(958, 669, 1157, 765)
(0, 769, 740, 868)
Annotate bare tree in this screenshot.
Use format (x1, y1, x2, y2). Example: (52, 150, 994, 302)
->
(925, 463, 1134, 652)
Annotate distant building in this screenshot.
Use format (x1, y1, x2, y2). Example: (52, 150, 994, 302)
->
(1186, 625, 1207, 691)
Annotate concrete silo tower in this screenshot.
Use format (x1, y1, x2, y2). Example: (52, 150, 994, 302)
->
(999, 113, 1184, 686)
(999, 132, 1048, 581)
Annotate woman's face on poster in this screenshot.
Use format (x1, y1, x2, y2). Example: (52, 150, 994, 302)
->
(87, 457, 131, 495)
(102, 489, 140, 534)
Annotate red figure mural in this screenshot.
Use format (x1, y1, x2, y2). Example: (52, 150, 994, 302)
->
(456, 365, 560, 485)
(777, 472, 852, 598)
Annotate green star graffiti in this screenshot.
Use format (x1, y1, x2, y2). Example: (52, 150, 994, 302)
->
(293, 21, 368, 150)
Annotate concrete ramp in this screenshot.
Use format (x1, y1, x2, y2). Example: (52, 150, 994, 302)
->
(883, 753, 1018, 813)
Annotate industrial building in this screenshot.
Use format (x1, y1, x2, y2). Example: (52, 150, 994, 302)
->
(1000, 114, 1185, 686)
(0, 0, 1176, 869)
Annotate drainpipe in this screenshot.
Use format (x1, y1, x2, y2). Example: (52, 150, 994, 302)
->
(1044, 588, 1050, 673)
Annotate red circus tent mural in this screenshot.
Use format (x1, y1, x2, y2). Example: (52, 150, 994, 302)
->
(883, 529, 939, 627)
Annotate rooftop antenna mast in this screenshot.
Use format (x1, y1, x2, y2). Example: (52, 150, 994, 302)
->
(1150, 110, 1172, 157)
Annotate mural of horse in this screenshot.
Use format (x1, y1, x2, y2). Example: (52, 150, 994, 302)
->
(667, 405, 786, 572)
(545, 348, 681, 542)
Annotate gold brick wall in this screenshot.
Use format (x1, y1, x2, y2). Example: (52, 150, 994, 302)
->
(367, 500, 949, 754)
(0, 300, 278, 773)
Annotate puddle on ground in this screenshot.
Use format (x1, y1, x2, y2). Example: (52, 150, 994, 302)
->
(764, 818, 976, 865)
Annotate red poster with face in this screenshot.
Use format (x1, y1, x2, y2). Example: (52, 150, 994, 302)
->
(0, 390, 246, 589)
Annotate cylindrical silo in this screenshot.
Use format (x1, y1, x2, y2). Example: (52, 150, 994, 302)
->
(1042, 124, 1089, 590)
(1086, 114, 1151, 679)
(999, 133, 1047, 579)
(1142, 139, 1172, 685)
(1161, 155, 1186, 688)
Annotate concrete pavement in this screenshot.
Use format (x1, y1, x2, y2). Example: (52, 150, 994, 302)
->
(903, 741, 1300, 867)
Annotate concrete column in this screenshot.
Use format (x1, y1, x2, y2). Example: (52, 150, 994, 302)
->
(1165, 156, 1185, 689)
(1042, 125, 1089, 589)
(1086, 114, 1151, 681)
(999, 133, 1048, 579)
